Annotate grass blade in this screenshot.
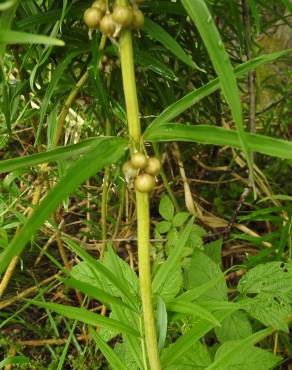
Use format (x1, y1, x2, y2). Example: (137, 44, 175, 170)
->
(145, 124, 292, 160)
(0, 30, 64, 45)
(0, 138, 112, 174)
(89, 327, 127, 370)
(0, 138, 127, 275)
(167, 300, 221, 326)
(62, 277, 134, 311)
(146, 49, 292, 130)
(181, 0, 252, 183)
(143, 18, 204, 71)
(29, 300, 139, 337)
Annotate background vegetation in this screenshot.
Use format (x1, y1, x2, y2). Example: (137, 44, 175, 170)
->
(0, 0, 291, 369)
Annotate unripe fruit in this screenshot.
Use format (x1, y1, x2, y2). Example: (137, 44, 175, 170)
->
(122, 160, 138, 180)
(83, 7, 103, 29)
(100, 14, 116, 36)
(92, 0, 107, 14)
(144, 157, 161, 176)
(132, 9, 144, 29)
(135, 173, 155, 193)
(112, 6, 133, 27)
(131, 152, 148, 169)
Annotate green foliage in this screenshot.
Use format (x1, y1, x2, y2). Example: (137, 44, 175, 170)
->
(1, 0, 291, 368)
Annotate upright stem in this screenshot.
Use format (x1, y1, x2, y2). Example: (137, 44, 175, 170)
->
(117, 2, 161, 367)
(119, 29, 141, 145)
(136, 192, 161, 369)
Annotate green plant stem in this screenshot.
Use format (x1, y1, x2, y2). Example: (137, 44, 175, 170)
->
(53, 70, 89, 147)
(117, 3, 161, 367)
(136, 192, 161, 369)
(118, 29, 141, 146)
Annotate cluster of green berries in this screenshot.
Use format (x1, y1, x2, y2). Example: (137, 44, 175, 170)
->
(123, 152, 161, 193)
(83, 0, 144, 37)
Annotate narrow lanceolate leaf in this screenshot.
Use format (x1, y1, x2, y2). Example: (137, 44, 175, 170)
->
(0, 30, 64, 45)
(146, 49, 292, 131)
(0, 138, 106, 174)
(206, 327, 275, 370)
(181, 0, 252, 182)
(143, 18, 204, 71)
(61, 277, 134, 311)
(167, 300, 221, 326)
(29, 301, 139, 337)
(144, 124, 292, 160)
(0, 138, 127, 276)
(89, 327, 127, 370)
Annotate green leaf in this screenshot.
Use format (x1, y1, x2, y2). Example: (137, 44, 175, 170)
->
(0, 138, 127, 276)
(89, 327, 127, 370)
(167, 300, 221, 327)
(206, 328, 278, 370)
(204, 238, 223, 265)
(157, 296, 168, 351)
(158, 266, 183, 302)
(136, 51, 177, 81)
(29, 300, 139, 337)
(64, 238, 138, 310)
(172, 212, 190, 227)
(0, 356, 29, 369)
(215, 311, 252, 343)
(161, 309, 237, 367)
(113, 341, 139, 370)
(185, 250, 227, 301)
(0, 30, 64, 45)
(61, 277, 134, 311)
(238, 261, 292, 298)
(155, 220, 172, 234)
(212, 342, 281, 370)
(0, 138, 110, 174)
(159, 195, 175, 221)
(181, 0, 253, 183)
(164, 341, 211, 370)
(176, 275, 224, 303)
(241, 293, 290, 332)
(146, 49, 292, 130)
(144, 123, 292, 160)
(153, 217, 194, 294)
(143, 18, 204, 71)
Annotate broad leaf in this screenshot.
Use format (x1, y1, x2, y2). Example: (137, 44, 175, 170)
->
(207, 330, 279, 370)
(215, 311, 252, 343)
(185, 250, 227, 302)
(153, 217, 194, 294)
